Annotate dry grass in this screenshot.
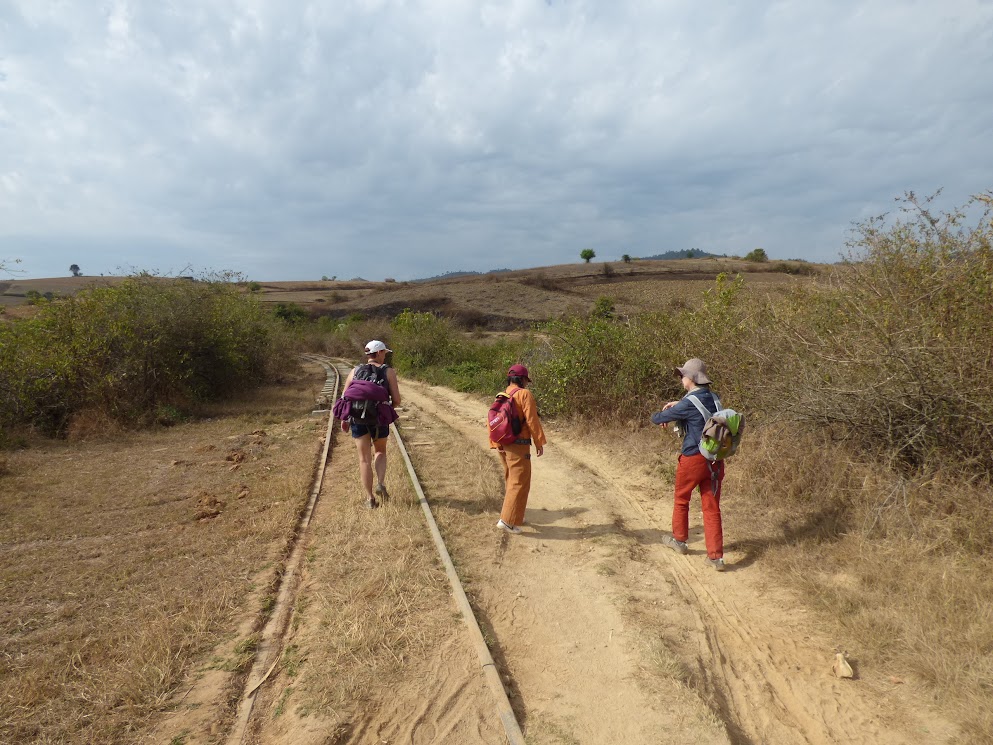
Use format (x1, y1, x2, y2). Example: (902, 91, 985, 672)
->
(0, 364, 326, 744)
(568, 271, 805, 316)
(552, 418, 993, 741)
(726, 427, 993, 741)
(277, 432, 466, 728)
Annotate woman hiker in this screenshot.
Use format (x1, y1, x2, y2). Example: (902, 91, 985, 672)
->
(650, 358, 727, 571)
(491, 364, 546, 534)
(338, 340, 401, 509)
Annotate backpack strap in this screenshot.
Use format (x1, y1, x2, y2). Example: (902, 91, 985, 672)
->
(354, 363, 389, 389)
(687, 393, 721, 419)
(686, 395, 712, 420)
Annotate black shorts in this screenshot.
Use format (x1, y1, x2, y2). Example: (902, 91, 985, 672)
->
(350, 423, 390, 440)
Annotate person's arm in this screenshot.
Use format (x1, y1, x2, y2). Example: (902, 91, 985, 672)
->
(650, 397, 693, 426)
(517, 389, 546, 454)
(344, 368, 355, 390)
(387, 368, 401, 406)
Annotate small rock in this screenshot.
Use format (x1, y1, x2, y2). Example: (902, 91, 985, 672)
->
(833, 652, 854, 679)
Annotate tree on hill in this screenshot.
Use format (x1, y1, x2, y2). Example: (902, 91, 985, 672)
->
(70, 264, 82, 277)
(621, 254, 632, 263)
(580, 248, 596, 263)
(744, 248, 768, 262)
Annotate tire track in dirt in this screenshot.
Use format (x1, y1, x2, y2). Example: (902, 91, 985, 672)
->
(400, 382, 729, 744)
(402, 380, 958, 745)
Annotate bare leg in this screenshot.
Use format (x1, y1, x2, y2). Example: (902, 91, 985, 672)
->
(354, 435, 374, 500)
(373, 437, 388, 489)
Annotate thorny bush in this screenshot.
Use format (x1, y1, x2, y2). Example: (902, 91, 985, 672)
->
(754, 191, 993, 475)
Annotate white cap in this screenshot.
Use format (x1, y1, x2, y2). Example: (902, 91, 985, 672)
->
(364, 340, 392, 354)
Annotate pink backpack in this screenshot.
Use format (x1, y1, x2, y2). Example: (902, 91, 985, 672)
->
(487, 392, 522, 445)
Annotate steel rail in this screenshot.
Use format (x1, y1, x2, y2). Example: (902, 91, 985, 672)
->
(226, 355, 340, 745)
(389, 401, 527, 744)
(228, 354, 524, 744)
(325, 355, 525, 742)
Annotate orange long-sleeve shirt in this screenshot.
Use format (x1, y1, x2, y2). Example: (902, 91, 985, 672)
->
(490, 385, 546, 449)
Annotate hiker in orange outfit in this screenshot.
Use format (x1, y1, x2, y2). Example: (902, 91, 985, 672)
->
(650, 358, 727, 571)
(491, 364, 546, 534)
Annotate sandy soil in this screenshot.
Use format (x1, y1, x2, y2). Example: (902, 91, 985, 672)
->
(383, 380, 959, 745)
(144, 371, 959, 745)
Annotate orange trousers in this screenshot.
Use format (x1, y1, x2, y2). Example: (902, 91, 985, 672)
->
(498, 442, 532, 527)
(672, 453, 725, 559)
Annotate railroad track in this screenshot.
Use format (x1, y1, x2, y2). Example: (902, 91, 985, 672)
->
(227, 354, 524, 745)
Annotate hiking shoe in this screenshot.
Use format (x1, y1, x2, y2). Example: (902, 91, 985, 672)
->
(496, 519, 522, 534)
(662, 535, 689, 555)
(374, 483, 389, 502)
(364, 497, 379, 510)
(706, 557, 727, 572)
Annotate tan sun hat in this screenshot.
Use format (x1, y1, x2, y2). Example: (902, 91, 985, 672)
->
(675, 358, 711, 385)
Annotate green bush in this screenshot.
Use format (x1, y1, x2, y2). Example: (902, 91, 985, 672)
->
(531, 272, 755, 421)
(273, 302, 307, 324)
(591, 297, 615, 319)
(0, 275, 276, 435)
(391, 310, 463, 372)
(389, 310, 531, 394)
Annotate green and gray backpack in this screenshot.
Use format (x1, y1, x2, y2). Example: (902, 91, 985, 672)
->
(687, 394, 745, 462)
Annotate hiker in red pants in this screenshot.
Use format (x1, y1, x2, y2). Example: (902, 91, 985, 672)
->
(490, 364, 546, 534)
(650, 358, 727, 571)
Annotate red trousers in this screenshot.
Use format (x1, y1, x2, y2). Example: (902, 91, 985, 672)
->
(672, 453, 725, 559)
(498, 442, 532, 527)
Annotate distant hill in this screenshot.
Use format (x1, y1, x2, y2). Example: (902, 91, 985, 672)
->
(4, 258, 822, 330)
(413, 268, 511, 282)
(638, 250, 727, 260)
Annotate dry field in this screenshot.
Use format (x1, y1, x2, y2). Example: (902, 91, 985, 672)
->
(0, 365, 328, 744)
(2, 355, 986, 743)
(2, 258, 822, 327)
(264, 258, 821, 326)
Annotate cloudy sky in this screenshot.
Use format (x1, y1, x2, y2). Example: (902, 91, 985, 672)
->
(2, 1, 992, 281)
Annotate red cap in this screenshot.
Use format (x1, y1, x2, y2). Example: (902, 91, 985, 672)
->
(507, 364, 531, 381)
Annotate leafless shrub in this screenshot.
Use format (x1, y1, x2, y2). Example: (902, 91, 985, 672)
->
(519, 272, 563, 292)
(754, 191, 993, 474)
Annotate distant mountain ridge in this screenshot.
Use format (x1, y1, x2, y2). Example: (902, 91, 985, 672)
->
(637, 249, 726, 260)
(414, 254, 731, 280)
(413, 268, 511, 282)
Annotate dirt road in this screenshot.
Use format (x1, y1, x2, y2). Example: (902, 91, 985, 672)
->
(387, 380, 956, 745)
(218, 372, 958, 745)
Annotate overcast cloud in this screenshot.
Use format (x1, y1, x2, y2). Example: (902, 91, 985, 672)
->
(2, 1, 992, 281)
